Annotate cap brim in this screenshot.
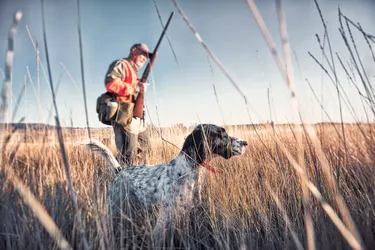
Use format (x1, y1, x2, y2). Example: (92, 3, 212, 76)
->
(145, 51, 154, 57)
(138, 48, 154, 57)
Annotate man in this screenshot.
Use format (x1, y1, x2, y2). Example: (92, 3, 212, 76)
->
(104, 43, 152, 165)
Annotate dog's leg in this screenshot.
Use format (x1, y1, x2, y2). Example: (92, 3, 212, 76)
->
(152, 204, 173, 248)
(195, 174, 204, 203)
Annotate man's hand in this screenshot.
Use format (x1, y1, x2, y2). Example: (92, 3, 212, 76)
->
(135, 81, 148, 94)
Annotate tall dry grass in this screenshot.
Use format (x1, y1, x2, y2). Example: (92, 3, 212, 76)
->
(0, 123, 374, 249)
(1, 1, 375, 249)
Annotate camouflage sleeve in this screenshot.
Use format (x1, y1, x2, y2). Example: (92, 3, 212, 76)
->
(105, 61, 135, 96)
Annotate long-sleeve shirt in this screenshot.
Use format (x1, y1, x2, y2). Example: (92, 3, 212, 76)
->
(104, 58, 138, 102)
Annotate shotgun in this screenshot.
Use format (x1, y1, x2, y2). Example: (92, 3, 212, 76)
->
(133, 11, 175, 119)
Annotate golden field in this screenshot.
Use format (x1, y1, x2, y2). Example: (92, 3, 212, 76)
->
(0, 123, 374, 249)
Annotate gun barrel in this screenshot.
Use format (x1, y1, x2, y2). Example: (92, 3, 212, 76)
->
(142, 11, 174, 81)
(134, 12, 175, 119)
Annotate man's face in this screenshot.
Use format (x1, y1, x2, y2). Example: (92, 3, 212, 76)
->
(130, 48, 148, 69)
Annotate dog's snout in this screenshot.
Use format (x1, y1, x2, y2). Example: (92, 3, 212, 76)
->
(230, 137, 248, 146)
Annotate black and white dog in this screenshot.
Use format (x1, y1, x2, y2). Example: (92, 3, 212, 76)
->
(84, 124, 248, 242)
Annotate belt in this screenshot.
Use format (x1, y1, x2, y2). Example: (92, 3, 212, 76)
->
(115, 94, 136, 103)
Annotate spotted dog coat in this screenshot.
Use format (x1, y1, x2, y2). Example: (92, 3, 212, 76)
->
(85, 124, 248, 243)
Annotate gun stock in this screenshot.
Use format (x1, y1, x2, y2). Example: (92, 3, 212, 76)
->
(133, 12, 174, 119)
(133, 92, 144, 118)
(133, 53, 157, 118)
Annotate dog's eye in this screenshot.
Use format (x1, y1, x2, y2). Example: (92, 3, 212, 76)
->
(220, 133, 229, 142)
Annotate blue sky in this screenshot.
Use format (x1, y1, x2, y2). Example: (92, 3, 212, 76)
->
(0, 0, 374, 127)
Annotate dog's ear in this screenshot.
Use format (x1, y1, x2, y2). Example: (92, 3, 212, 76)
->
(181, 129, 206, 164)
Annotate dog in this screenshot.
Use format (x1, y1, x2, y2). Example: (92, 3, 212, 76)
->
(84, 124, 248, 245)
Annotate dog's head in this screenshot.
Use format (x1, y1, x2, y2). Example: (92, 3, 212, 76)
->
(182, 124, 248, 162)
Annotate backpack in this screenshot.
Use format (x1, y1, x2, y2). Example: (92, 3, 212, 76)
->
(96, 92, 117, 126)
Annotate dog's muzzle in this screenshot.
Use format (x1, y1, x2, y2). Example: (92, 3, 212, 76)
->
(230, 137, 248, 156)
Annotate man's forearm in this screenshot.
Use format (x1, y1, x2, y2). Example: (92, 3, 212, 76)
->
(105, 79, 135, 96)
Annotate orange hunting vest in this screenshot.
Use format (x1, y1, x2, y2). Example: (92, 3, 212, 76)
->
(105, 59, 138, 103)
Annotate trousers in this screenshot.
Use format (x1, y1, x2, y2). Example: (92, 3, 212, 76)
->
(112, 121, 150, 166)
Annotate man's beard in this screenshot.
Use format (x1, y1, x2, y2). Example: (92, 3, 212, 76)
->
(134, 61, 145, 69)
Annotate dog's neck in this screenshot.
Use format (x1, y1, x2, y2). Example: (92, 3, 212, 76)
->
(180, 130, 207, 167)
(178, 129, 221, 174)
